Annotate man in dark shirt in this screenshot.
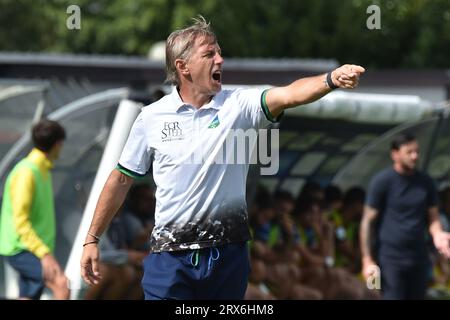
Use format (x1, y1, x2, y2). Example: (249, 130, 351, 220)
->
(360, 133, 450, 299)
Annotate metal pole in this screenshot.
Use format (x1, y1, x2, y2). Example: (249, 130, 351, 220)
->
(64, 99, 141, 299)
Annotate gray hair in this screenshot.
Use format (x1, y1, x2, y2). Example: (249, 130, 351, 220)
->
(165, 15, 217, 86)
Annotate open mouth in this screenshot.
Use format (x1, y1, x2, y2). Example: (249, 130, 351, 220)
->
(212, 70, 222, 83)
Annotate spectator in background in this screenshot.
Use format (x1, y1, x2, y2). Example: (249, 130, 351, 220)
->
(248, 186, 322, 299)
(247, 186, 277, 299)
(323, 184, 343, 218)
(271, 190, 298, 250)
(121, 183, 155, 251)
(0, 119, 69, 300)
(296, 181, 325, 209)
(332, 186, 365, 274)
(360, 133, 450, 299)
(294, 189, 335, 269)
(293, 197, 369, 299)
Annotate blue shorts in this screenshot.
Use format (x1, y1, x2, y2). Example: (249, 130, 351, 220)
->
(7, 251, 44, 299)
(142, 242, 250, 300)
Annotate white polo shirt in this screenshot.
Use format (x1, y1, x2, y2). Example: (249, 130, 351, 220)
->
(118, 86, 278, 252)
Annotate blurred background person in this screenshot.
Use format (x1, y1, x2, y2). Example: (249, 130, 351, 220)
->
(292, 195, 369, 299)
(360, 133, 450, 299)
(323, 185, 343, 219)
(0, 120, 69, 300)
(248, 186, 322, 300)
(331, 186, 365, 274)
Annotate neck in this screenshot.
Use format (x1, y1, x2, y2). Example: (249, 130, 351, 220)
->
(178, 85, 214, 109)
(34, 148, 51, 160)
(45, 152, 55, 162)
(44, 147, 58, 163)
(393, 163, 414, 176)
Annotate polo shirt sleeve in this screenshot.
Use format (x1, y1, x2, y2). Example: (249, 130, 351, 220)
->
(365, 172, 386, 211)
(117, 112, 152, 178)
(235, 88, 283, 129)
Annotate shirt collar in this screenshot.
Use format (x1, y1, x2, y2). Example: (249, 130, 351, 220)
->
(202, 93, 222, 110)
(170, 86, 222, 111)
(27, 148, 53, 171)
(169, 86, 186, 111)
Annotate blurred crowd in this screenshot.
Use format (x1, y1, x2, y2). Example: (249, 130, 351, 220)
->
(245, 182, 450, 300)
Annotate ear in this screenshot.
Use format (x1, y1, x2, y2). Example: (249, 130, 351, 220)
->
(390, 149, 397, 162)
(175, 58, 189, 76)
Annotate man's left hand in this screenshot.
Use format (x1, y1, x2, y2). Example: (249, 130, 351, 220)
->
(331, 64, 365, 89)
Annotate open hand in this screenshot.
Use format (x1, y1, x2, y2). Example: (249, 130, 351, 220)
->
(433, 231, 450, 259)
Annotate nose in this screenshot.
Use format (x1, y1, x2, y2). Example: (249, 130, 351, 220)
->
(215, 52, 224, 65)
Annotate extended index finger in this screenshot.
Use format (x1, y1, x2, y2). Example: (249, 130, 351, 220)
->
(351, 65, 365, 74)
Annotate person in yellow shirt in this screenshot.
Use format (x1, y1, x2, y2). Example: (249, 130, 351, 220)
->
(0, 119, 69, 299)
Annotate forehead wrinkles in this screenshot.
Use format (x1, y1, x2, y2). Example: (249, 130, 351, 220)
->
(195, 36, 218, 52)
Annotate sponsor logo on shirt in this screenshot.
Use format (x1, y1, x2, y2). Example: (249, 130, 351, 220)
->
(161, 121, 184, 142)
(208, 115, 220, 129)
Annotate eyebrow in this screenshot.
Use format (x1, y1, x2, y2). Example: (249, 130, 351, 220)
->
(201, 45, 220, 54)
